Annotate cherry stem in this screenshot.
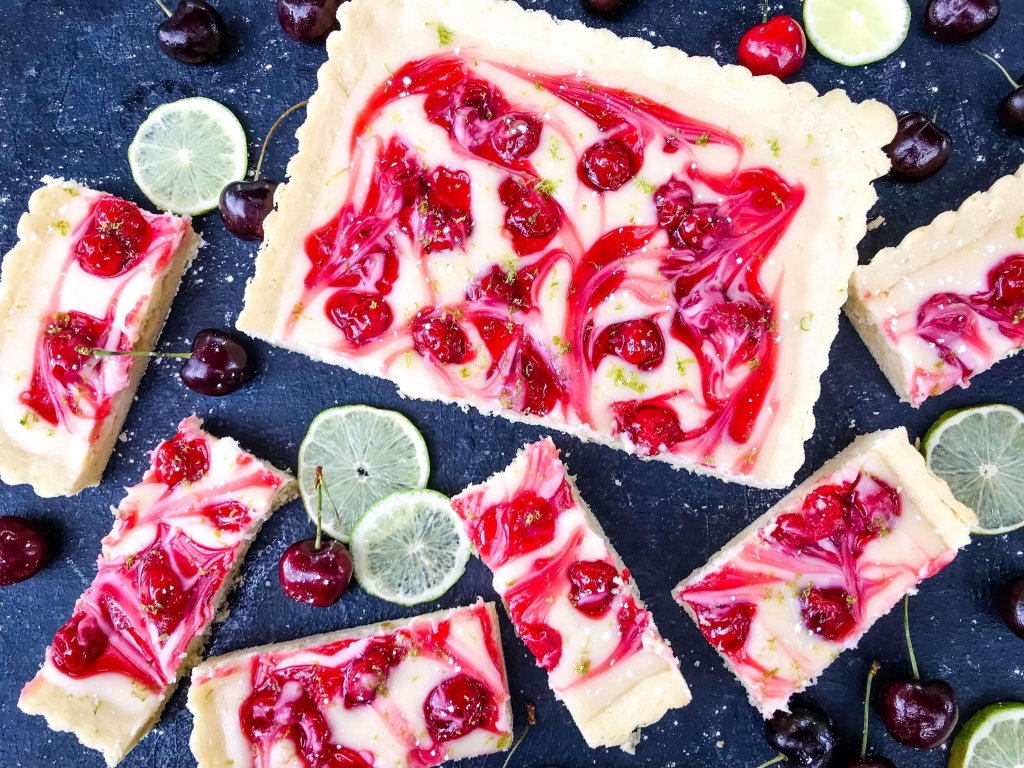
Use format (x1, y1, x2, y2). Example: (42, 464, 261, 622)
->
(754, 756, 786, 768)
(253, 100, 309, 182)
(500, 702, 535, 768)
(76, 346, 190, 360)
(904, 595, 920, 680)
(761, 0, 769, 24)
(861, 662, 881, 758)
(976, 50, 1021, 89)
(313, 466, 325, 551)
(155, 0, 172, 17)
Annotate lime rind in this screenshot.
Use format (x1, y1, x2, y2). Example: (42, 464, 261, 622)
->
(949, 702, 1024, 768)
(350, 489, 470, 606)
(923, 404, 1024, 536)
(803, 0, 911, 67)
(128, 97, 248, 216)
(298, 405, 430, 543)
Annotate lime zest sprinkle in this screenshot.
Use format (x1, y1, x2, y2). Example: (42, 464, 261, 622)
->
(799, 311, 815, 331)
(51, 220, 71, 236)
(634, 178, 657, 194)
(1016, 214, 1024, 239)
(434, 23, 454, 46)
(608, 364, 646, 393)
(695, 131, 711, 146)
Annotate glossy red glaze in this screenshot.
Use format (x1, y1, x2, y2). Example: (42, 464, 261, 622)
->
(688, 601, 756, 655)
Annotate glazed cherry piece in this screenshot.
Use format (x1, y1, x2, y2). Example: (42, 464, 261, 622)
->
(51, 611, 108, 675)
(0, 516, 50, 586)
(600, 318, 665, 371)
(424, 673, 496, 742)
(411, 310, 470, 365)
(278, 539, 353, 607)
(154, 434, 210, 487)
(567, 560, 619, 617)
(998, 577, 1024, 638)
(578, 138, 637, 191)
(326, 291, 393, 345)
(884, 113, 952, 181)
(925, 0, 999, 42)
(765, 704, 836, 768)
(581, 0, 632, 17)
(877, 597, 959, 749)
(219, 181, 278, 241)
(277, 0, 341, 44)
(179, 329, 253, 396)
(75, 197, 151, 277)
(738, 15, 807, 79)
(156, 0, 226, 65)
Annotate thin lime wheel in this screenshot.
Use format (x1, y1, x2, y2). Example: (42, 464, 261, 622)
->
(923, 404, 1024, 535)
(350, 490, 470, 606)
(128, 97, 248, 215)
(803, 0, 911, 66)
(949, 702, 1024, 768)
(298, 406, 430, 542)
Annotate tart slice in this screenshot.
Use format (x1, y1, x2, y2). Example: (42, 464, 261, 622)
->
(846, 164, 1024, 406)
(451, 438, 691, 751)
(0, 180, 201, 497)
(19, 416, 297, 766)
(187, 601, 513, 768)
(673, 428, 975, 717)
(236, 0, 897, 488)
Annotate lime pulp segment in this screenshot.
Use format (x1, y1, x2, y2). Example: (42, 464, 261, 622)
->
(298, 406, 430, 543)
(924, 404, 1024, 535)
(128, 97, 248, 216)
(350, 490, 470, 606)
(803, 0, 911, 67)
(949, 702, 1024, 768)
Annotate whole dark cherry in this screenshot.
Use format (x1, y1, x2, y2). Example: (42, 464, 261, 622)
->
(924, 0, 999, 42)
(978, 52, 1024, 134)
(179, 329, 253, 396)
(277, 0, 341, 44)
(764, 704, 836, 768)
(156, 0, 226, 65)
(581, 0, 633, 18)
(278, 538, 353, 607)
(998, 576, 1024, 638)
(884, 113, 952, 181)
(738, 14, 807, 79)
(0, 516, 50, 586)
(877, 596, 959, 749)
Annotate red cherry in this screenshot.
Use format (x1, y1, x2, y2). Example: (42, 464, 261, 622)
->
(278, 539, 353, 608)
(136, 548, 187, 633)
(51, 611, 109, 675)
(202, 501, 252, 532)
(75, 232, 134, 277)
(612, 401, 684, 456)
(689, 601, 756, 655)
(578, 138, 637, 191)
(800, 485, 849, 540)
(0, 516, 50, 586)
(74, 198, 150, 277)
(423, 674, 496, 743)
(418, 167, 474, 253)
(490, 114, 543, 163)
(600, 318, 665, 371)
(342, 637, 406, 707)
(568, 560, 619, 617)
(653, 178, 721, 249)
(519, 622, 562, 671)
(325, 291, 393, 346)
(516, 341, 562, 416)
(476, 491, 558, 563)
(411, 309, 470, 366)
(94, 197, 149, 250)
(467, 264, 534, 310)
(800, 586, 858, 642)
(154, 434, 210, 487)
(498, 177, 562, 253)
(738, 15, 807, 79)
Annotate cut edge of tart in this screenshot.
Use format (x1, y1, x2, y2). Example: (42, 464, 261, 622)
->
(846, 163, 1024, 407)
(672, 427, 975, 717)
(18, 416, 297, 767)
(452, 438, 691, 751)
(0, 179, 203, 498)
(187, 600, 513, 768)
(237, 0, 897, 489)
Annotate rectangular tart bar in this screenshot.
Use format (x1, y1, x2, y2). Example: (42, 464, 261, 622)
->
(187, 601, 513, 768)
(0, 180, 200, 497)
(451, 438, 691, 751)
(846, 164, 1024, 406)
(237, 0, 896, 488)
(673, 427, 975, 716)
(19, 416, 297, 766)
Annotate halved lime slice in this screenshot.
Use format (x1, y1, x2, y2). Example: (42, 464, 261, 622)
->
(128, 97, 248, 216)
(298, 406, 429, 542)
(350, 490, 470, 606)
(949, 702, 1024, 768)
(923, 404, 1024, 535)
(803, 0, 911, 67)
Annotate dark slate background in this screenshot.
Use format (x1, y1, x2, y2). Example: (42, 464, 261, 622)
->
(1, 1, 1023, 766)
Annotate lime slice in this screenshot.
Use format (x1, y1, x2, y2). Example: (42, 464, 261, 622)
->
(350, 490, 470, 606)
(803, 0, 911, 67)
(298, 406, 430, 542)
(949, 702, 1024, 768)
(923, 404, 1024, 535)
(128, 97, 248, 216)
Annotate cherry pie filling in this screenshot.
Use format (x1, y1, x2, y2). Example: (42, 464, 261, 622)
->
(291, 53, 805, 473)
(230, 604, 508, 768)
(46, 428, 284, 692)
(18, 194, 187, 440)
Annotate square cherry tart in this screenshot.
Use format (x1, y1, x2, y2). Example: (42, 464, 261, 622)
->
(19, 416, 297, 766)
(187, 601, 513, 768)
(847, 163, 1024, 406)
(673, 427, 975, 716)
(451, 438, 691, 751)
(0, 180, 200, 497)
(237, 0, 897, 488)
